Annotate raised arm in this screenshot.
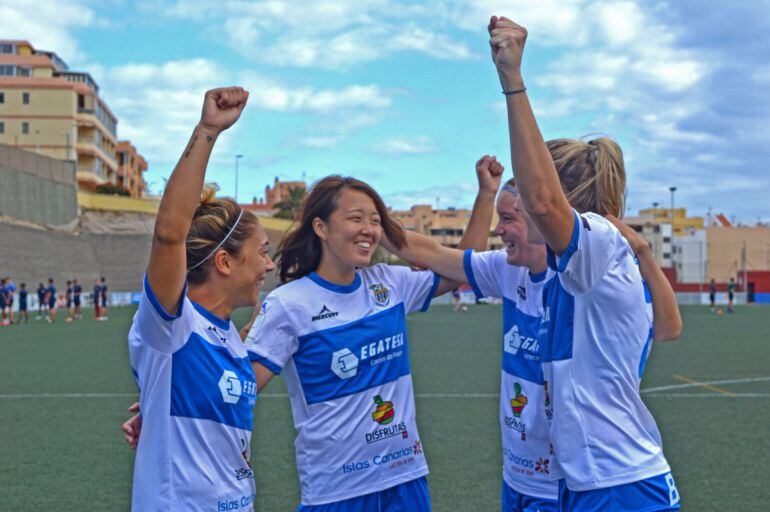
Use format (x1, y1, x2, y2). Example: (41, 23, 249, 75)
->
(382, 155, 503, 284)
(489, 16, 574, 254)
(607, 217, 682, 342)
(147, 87, 248, 314)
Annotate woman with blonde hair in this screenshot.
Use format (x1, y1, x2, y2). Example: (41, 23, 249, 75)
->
(488, 15, 681, 511)
(127, 87, 275, 511)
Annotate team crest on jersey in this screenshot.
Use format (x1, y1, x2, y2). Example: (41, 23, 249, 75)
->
(369, 284, 390, 306)
(535, 458, 550, 474)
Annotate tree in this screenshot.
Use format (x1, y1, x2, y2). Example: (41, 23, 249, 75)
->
(274, 186, 306, 220)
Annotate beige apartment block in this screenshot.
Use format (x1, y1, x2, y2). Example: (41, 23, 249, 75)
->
(706, 226, 770, 281)
(392, 204, 501, 250)
(116, 141, 148, 198)
(0, 40, 118, 192)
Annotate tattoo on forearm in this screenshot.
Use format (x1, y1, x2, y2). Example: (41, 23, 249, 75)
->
(184, 135, 199, 158)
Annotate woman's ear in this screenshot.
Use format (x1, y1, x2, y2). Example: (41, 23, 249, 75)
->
(312, 217, 327, 241)
(212, 250, 232, 277)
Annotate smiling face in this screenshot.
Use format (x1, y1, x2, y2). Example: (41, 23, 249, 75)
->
(494, 190, 545, 266)
(314, 188, 383, 272)
(226, 223, 275, 308)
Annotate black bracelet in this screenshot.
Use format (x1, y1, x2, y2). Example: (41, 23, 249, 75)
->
(502, 87, 527, 95)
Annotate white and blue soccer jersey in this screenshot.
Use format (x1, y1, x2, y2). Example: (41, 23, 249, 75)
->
(245, 265, 440, 506)
(463, 249, 557, 500)
(540, 211, 670, 491)
(128, 275, 257, 511)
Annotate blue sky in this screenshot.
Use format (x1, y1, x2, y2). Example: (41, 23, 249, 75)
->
(5, 0, 770, 223)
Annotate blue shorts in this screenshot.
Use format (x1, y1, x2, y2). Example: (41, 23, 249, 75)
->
(101, 297, 107, 307)
(502, 481, 558, 512)
(67, 299, 73, 308)
(74, 297, 81, 307)
(558, 472, 681, 512)
(48, 298, 56, 309)
(297, 476, 430, 512)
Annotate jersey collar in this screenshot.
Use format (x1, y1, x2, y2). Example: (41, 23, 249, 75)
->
(308, 271, 362, 294)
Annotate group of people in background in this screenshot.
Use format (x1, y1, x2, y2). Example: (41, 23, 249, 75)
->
(0, 275, 108, 325)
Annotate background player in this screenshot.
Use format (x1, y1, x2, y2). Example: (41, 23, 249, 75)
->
(45, 278, 57, 323)
(99, 277, 109, 320)
(36, 282, 47, 320)
(65, 280, 74, 322)
(92, 279, 101, 320)
(73, 279, 83, 320)
(16, 282, 29, 324)
(0, 278, 9, 326)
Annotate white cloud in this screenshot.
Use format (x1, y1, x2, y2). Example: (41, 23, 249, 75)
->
(383, 181, 478, 210)
(0, 0, 97, 63)
(375, 136, 436, 155)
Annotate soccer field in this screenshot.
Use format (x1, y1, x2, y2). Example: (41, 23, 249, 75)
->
(1, 305, 769, 511)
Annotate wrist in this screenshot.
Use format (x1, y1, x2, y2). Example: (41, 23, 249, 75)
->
(499, 72, 525, 92)
(196, 123, 222, 138)
(477, 188, 498, 200)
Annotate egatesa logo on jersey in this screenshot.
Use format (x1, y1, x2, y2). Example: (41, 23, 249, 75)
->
(366, 395, 408, 444)
(505, 383, 528, 440)
(369, 283, 390, 306)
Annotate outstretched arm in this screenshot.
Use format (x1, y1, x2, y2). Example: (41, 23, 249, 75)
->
(489, 16, 574, 253)
(383, 155, 503, 286)
(607, 216, 682, 342)
(147, 87, 249, 314)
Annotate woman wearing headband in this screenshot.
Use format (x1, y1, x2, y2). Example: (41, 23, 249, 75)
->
(127, 87, 275, 511)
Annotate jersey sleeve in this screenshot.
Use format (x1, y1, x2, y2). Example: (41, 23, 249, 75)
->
(546, 210, 619, 295)
(463, 249, 512, 299)
(379, 264, 440, 314)
(131, 273, 188, 354)
(244, 292, 298, 375)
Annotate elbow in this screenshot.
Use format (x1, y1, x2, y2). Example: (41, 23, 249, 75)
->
(153, 220, 186, 246)
(522, 193, 564, 219)
(654, 321, 682, 343)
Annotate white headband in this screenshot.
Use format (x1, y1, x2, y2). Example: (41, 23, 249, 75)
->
(187, 209, 245, 272)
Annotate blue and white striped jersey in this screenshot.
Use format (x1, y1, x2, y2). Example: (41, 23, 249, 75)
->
(464, 249, 557, 500)
(540, 211, 670, 491)
(128, 276, 257, 511)
(245, 264, 440, 506)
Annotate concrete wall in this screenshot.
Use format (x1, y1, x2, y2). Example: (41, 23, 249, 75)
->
(0, 144, 77, 225)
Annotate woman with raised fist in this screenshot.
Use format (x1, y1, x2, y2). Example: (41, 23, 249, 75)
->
(487, 15, 681, 512)
(127, 87, 274, 512)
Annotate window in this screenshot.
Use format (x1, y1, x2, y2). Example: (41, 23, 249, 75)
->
(78, 94, 85, 110)
(663, 236, 671, 243)
(0, 65, 13, 76)
(22, 92, 30, 104)
(18, 67, 31, 77)
(118, 152, 125, 165)
(0, 122, 4, 134)
(22, 122, 29, 134)
(663, 253, 671, 259)
(0, 44, 13, 54)
(0, 91, 4, 103)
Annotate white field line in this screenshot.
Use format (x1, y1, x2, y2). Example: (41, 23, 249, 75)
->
(640, 376, 770, 394)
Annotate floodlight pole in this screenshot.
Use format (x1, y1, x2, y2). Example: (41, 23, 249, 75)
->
(234, 154, 244, 203)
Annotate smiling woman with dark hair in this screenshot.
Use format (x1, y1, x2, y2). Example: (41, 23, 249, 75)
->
(243, 173, 482, 511)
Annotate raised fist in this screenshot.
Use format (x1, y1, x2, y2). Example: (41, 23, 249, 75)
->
(475, 154, 505, 195)
(199, 86, 249, 133)
(488, 16, 527, 90)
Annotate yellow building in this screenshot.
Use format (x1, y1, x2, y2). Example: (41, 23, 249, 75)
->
(392, 204, 501, 250)
(638, 207, 703, 235)
(0, 40, 119, 192)
(116, 140, 148, 198)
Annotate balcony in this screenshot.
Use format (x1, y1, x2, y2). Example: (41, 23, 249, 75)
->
(54, 71, 99, 92)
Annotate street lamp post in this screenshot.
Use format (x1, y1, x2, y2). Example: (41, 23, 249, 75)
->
(234, 154, 244, 203)
(669, 186, 677, 227)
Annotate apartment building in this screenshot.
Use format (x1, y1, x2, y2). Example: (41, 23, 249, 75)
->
(0, 40, 120, 192)
(392, 204, 501, 250)
(116, 141, 148, 198)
